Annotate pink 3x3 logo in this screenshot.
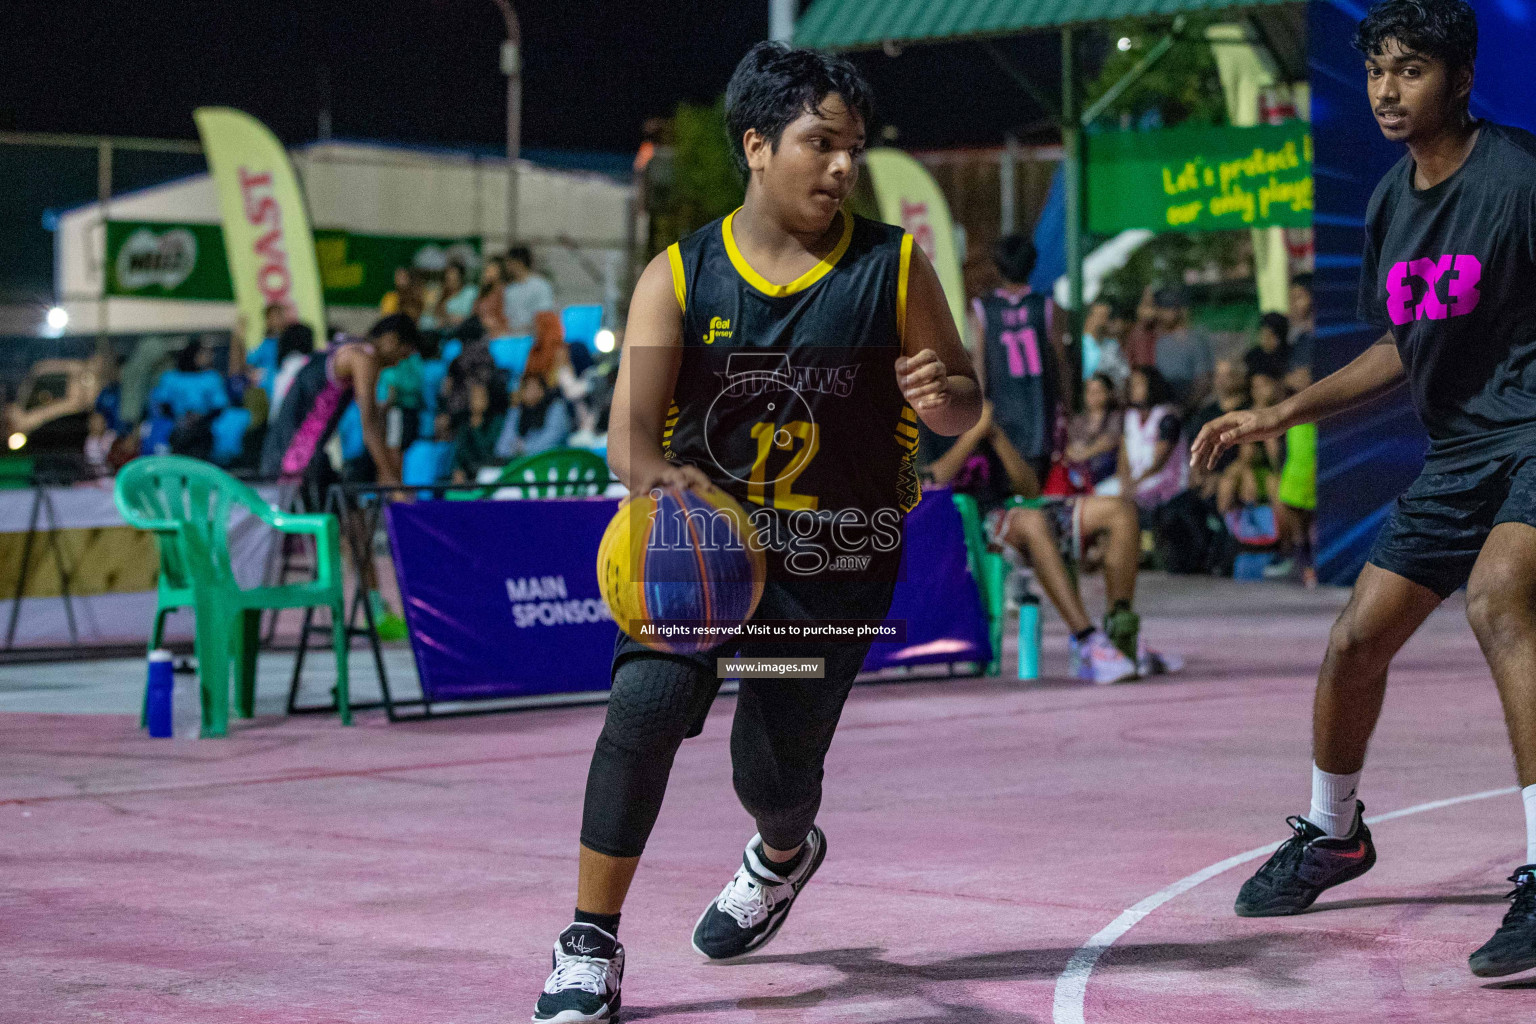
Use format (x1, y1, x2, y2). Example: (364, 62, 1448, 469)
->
(1386, 254, 1482, 325)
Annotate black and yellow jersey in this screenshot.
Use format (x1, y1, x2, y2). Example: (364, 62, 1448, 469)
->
(657, 207, 919, 579)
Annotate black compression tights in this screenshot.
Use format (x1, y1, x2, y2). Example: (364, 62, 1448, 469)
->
(578, 650, 860, 858)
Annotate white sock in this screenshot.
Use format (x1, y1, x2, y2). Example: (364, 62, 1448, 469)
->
(1309, 764, 1362, 838)
(1523, 784, 1536, 866)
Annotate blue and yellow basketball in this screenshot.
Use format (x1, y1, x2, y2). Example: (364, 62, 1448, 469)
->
(597, 485, 766, 653)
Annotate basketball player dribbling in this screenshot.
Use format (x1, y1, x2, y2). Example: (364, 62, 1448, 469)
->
(532, 42, 981, 1021)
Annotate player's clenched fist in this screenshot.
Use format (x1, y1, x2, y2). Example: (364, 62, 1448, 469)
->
(896, 349, 950, 411)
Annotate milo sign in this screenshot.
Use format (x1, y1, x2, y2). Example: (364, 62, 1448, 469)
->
(105, 221, 233, 301)
(115, 227, 197, 290)
(104, 220, 482, 305)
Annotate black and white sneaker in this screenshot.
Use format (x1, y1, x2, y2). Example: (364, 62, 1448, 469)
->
(1234, 801, 1375, 917)
(532, 923, 624, 1022)
(1469, 865, 1536, 978)
(691, 826, 827, 961)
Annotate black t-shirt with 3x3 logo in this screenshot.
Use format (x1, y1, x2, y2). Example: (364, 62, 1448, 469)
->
(1358, 121, 1536, 469)
(659, 208, 920, 581)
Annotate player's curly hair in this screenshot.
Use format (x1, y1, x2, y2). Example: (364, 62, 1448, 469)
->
(1352, 0, 1478, 75)
(724, 41, 874, 181)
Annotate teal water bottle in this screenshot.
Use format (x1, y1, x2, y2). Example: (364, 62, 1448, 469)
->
(1017, 588, 1041, 681)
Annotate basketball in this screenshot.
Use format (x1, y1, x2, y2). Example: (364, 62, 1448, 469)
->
(597, 484, 766, 653)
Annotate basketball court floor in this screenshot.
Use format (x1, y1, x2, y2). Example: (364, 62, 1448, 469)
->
(4, 574, 1532, 1022)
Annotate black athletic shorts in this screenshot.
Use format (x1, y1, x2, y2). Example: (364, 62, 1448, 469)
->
(1367, 452, 1536, 598)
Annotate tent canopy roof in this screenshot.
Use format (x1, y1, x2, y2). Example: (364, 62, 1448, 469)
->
(794, 0, 1296, 51)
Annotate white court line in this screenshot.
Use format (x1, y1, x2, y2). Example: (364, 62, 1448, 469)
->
(1051, 786, 1521, 1024)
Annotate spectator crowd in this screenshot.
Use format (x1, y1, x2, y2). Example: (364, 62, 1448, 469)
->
(81, 246, 620, 502)
(72, 232, 1319, 588)
(920, 246, 1320, 588)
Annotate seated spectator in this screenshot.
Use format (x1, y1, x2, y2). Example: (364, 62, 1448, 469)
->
(502, 244, 556, 335)
(245, 303, 292, 391)
(441, 292, 507, 420)
(1244, 312, 1292, 386)
(567, 332, 595, 376)
(380, 266, 424, 322)
(922, 403, 1169, 683)
(1122, 285, 1161, 368)
(107, 428, 140, 473)
(452, 380, 508, 482)
(151, 338, 229, 422)
(1064, 373, 1123, 494)
(496, 371, 572, 461)
(1274, 379, 1319, 588)
(433, 259, 478, 331)
(418, 352, 449, 440)
(140, 402, 176, 457)
(1216, 372, 1283, 516)
(83, 411, 116, 479)
(1287, 272, 1315, 390)
(94, 357, 127, 434)
(1110, 366, 1187, 512)
(1150, 287, 1214, 412)
(527, 310, 587, 405)
(379, 349, 426, 455)
(1186, 358, 1251, 496)
(208, 405, 252, 467)
(270, 323, 316, 408)
(404, 411, 458, 490)
(443, 258, 506, 345)
(1079, 300, 1131, 390)
(569, 330, 622, 451)
(477, 286, 513, 341)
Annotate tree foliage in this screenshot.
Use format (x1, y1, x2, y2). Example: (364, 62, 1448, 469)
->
(647, 98, 744, 256)
(1084, 19, 1229, 130)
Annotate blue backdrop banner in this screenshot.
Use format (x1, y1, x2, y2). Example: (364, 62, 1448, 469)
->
(388, 497, 621, 702)
(386, 490, 990, 703)
(1311, 0, 1536, 585)
(866, 490, 991, 671)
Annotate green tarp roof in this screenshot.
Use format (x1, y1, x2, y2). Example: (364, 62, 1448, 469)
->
(794, 0, 1296, 51)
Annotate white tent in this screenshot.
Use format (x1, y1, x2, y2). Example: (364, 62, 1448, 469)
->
(56, 139, 637, 334)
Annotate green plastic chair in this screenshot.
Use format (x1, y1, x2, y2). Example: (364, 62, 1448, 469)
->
(114, 455, 350, 736)
(950, 492, 1057, 676)
(950, 492, 1009, 675)
(451, 447, 611, 500)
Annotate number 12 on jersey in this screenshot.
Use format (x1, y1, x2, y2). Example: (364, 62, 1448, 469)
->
(748, 420, 819, 510)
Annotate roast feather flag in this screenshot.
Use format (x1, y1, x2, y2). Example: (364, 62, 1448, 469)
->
(193, 107, 326, 348)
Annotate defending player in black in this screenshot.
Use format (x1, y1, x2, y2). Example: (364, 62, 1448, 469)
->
(532, 43, 980, 1021)
(1193, 0, 1536, 978)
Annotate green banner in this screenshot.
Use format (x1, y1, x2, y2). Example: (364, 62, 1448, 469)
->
(313, 230, 480, 307)
(105, 221, 480, 307)
(1087, 122, 1313, 234)
(106, 221, 234, 301)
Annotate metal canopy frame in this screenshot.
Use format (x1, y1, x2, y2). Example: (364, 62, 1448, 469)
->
(798, 2, 1290, 351)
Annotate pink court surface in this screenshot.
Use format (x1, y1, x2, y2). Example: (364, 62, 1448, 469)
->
(4, 574, 1534, 1023)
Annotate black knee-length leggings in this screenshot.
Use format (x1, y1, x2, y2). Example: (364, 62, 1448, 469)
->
(579, 578, 895, 857)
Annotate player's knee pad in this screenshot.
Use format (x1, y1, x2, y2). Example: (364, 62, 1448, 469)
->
(599, 655, 710, 755)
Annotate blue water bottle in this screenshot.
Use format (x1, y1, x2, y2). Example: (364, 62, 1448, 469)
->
(1017, 588, 1041, 681)
(145, 649, 174, 738)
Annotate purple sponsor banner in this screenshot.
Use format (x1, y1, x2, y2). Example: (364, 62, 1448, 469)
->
(865, 488, 991, 671)
(386, 488, 990, 703)
(387, 497, 621, 701)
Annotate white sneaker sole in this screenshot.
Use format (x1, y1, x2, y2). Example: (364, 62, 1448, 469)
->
(532, 999, 618, 1023)
(691, 829, 827, 963)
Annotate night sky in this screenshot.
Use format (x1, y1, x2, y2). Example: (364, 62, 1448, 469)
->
(4, 1, 1066, 154)
(0, 1, 1071, 303)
